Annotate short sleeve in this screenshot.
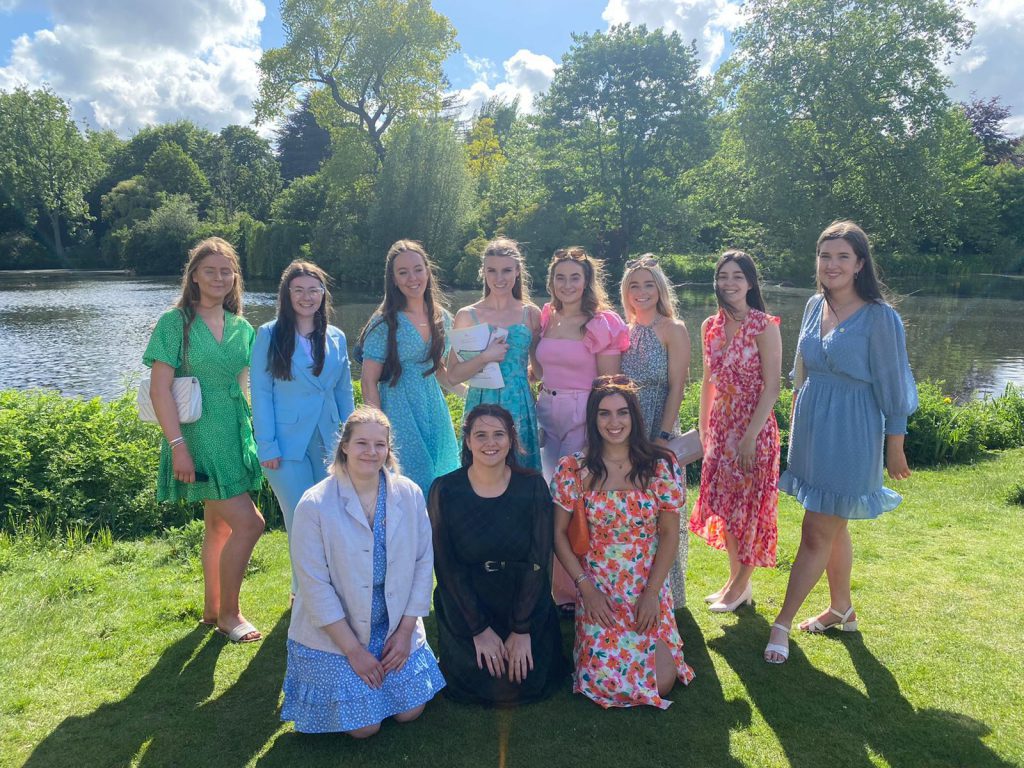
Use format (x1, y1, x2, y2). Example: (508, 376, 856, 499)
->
(868, 304, 918, 435)
(143, 310, 184, 370)
(362, 315, 388, 363)
(583, 310, 630, 355)
(242, 319, 256, 358)
(749, 309, 780, 336)
(652, 457, 686, 514)
(550, 454, 582, 511)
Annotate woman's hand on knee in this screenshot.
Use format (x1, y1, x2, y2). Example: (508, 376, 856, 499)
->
(472, 627, 507, 678)
(504, 632, 534, 684)
(348, 647, 385, 689)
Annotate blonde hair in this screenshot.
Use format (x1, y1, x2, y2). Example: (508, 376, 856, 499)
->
(331, 406, 401, 476)
(481, 237, 532, 302)
(619, 254, 678, 323)
(174, 236, 244, 365)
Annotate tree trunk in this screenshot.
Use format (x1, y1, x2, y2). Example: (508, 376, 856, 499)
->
(49, 211, 68, 267)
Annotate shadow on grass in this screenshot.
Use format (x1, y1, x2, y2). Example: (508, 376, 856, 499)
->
(25, 616, 288, 768)
(709, 612, 1013, 768)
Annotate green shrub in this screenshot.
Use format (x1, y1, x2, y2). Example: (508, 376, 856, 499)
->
(905, 382, 986, 465)
(1006, 482, 1024, 507)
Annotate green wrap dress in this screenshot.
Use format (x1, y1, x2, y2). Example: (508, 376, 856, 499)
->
(143, 308, 262, 502)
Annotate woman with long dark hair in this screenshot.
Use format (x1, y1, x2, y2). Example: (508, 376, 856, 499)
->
(764, 221, 917, 664)
(690, 251, 782, 613)
(428, 404, 565, 705)
(358, 240, 460, 495)
(251, 260, 355, 597)
(143, 237, 264, 642)
(551, 376, 695, 709)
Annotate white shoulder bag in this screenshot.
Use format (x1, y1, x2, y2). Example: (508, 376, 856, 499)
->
(137, 375, 202, 424)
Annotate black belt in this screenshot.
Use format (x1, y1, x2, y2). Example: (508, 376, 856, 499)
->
(481, 560, 541, 573)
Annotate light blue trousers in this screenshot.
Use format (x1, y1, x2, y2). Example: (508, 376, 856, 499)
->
(264, 431, 330, 594)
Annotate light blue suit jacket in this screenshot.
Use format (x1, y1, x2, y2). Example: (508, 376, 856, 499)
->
(251, 320, 355, 463)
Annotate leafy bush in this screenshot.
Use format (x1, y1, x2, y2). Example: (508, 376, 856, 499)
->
(905, 382, 986, 465)
(1006, 482, 1024, 507)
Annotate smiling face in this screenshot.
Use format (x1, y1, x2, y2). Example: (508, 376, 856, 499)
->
(288, 274, 325, 321)
(715, 261, 752, 312)
(482, 254, 519, 297)
(625, 268, 660, 316)
(340, 422, 390, 481)
(466, 414, 511, 469)
(552, 260, 586, 306)
(596, 393, 632, 446)
(392, 249, 429, 301)
(817, 237, 862, 295)
(191, 252, 236, 305)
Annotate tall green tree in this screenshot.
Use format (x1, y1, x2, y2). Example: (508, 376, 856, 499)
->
(143, 142, 212, 211)
(721, 0, 974, 254)
(215, 126, 282, 220)
(256, 0, 458, 165)
(0, 87, 104, 263)
(536, 25, 711, 261)
(274, 94, 332, 180)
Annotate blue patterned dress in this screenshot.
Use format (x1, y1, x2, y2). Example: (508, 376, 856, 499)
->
(780, 295, 918, 519)
(463, 306, 541, 471)
(363, 313, 460, 494)
(281, 475, 446, 733)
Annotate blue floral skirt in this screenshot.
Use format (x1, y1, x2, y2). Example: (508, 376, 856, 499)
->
(281, 638, 446, 733)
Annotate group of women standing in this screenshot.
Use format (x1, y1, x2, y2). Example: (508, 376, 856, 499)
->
(143, 219, 916, 735)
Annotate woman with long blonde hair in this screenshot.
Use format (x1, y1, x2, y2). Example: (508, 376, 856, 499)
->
(143, 236, 264, 642)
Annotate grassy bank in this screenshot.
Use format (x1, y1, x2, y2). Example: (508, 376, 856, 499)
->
(2, 449, 1022, 768)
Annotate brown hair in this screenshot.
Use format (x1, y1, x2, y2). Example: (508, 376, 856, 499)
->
(582, 375, 675, 490)
(357, 240, 449, 386)
(331, 406, 400, 476)
(174, 236, 244, 366)
(268, 260, 333, 380)
(545, 246, 612, 332)
(481, 237, 532, 302)
(714, 250, 767, 319)
(460, 403, 531, 472)
(815, 220, 889, 306)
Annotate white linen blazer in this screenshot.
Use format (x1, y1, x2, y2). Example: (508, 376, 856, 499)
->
(287, 469, 433, 655)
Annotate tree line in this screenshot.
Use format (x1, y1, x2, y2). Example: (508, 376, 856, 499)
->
(1, 0, 1022, 285)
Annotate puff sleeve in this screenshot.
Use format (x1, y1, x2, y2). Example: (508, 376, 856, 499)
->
(583, 310, 630, 355)
(550, 454, 583, 511)
(868, 304, 918, 435)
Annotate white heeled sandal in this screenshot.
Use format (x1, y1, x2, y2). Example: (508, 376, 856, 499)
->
(704, 588, 726, 604)
(708, 582, 753, 613)
(764, 623, 790, 664)
(800, 606, 858, 633)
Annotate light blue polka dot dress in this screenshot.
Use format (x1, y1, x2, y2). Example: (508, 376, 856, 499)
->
(281, 474, 446, 733)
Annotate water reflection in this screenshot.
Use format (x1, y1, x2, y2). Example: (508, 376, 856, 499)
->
(0, 273, 1021, 401)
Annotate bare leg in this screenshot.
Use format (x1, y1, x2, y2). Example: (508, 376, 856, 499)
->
(800, 524, 856, 629)
(393, 704, 426, 723)
(207, 493, 265, 636)
(764, 510, 847, 662)
(202, 506, 231, 622)
(346, 722, 381, 739)
(655, 640, 677, 697)
(718, 530, 755, 604)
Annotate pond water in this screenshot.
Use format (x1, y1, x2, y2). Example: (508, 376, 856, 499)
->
(0, 272, 1022, 401)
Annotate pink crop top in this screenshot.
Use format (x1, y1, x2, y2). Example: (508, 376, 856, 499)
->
(536, 304, 629, 390)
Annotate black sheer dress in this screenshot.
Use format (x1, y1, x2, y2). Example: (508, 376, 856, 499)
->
(428, 467, 567, 706)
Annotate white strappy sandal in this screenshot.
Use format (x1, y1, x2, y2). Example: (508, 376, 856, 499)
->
(799, 606, 858, 633)
(764, 623, 790, 664)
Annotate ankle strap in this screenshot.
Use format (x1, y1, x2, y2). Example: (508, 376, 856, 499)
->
(771, 622, 791, 634)
(829, 606, 855, 622)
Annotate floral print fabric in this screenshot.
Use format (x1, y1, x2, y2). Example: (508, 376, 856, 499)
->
(551, 454, 695, 709)
(689, 309, 780, 567)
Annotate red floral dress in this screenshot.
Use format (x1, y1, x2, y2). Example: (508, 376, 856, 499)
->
(552, 455, 695, 709)
(690, 309, 780, 567)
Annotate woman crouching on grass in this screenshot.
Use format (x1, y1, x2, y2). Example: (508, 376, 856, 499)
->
(281, 406, 445, 737)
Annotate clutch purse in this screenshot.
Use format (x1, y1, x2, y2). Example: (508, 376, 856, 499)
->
(567, 463, 590, 556)
(668, 428, 703, 465)
(137, 376, 202, 424)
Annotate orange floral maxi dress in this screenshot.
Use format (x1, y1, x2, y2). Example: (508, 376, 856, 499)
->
(552, 454, 695, 709)
(690, 309, 780, 567)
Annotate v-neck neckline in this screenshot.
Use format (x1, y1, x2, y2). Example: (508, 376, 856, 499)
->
(400, 311, 431, 344)
(196, 309, 227, 344)
(818, 299, 867, 341)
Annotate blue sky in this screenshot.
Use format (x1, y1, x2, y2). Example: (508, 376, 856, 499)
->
(0, 1, 1020, 136)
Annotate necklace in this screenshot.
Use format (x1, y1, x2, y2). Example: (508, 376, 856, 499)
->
(604, 453, 630, 470)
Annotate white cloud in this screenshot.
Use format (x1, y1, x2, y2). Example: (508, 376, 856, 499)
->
(451, 49, 557, 119)
(945, 0, 1024, 132)
(0, 1, 21, 11)
(463, 53, 496, 85)
(602, 0, 745, 74)
(0, 0, 266, 135)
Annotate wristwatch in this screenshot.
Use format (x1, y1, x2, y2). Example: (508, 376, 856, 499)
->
(659, 430, 673, 441)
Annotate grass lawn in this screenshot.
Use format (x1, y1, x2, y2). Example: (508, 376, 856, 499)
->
(2, 449, 1023, 768)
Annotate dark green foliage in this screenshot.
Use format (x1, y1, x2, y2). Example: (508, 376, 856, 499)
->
(1006, 482, 1024, 506)
(905, 382, 986, 465)
(274, 95, 331, 181)
(123, 195, 200, 275)
(143, 142, 212, 212)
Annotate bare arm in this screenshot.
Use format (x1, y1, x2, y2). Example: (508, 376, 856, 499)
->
(150, 361, 195, 483)
(527, 304, 543, 383)
(634, 509, 680, 633)
(697, 319, 714, 444)
(596, 353, 622, 377)
(736, 323, 782, 471)
(553, 502, 615, 627)
(658, 320, 691, 438)
(360, 359, 384, 409)
(445, 308, 509, 386)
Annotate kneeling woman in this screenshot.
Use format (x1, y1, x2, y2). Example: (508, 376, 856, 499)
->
(429, 404, 565, 706)
(281, 407, 445, 737)
(552, 376, 695, 709)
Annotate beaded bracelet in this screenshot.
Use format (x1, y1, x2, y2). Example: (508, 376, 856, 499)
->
(573, 572, 590, 587)
(168, 436, 185, 449)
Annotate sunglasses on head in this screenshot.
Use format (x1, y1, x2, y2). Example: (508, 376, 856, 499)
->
(624, 256, 658, 269)
(553, 247, 589, 261)
(592, 374, 633, 388)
